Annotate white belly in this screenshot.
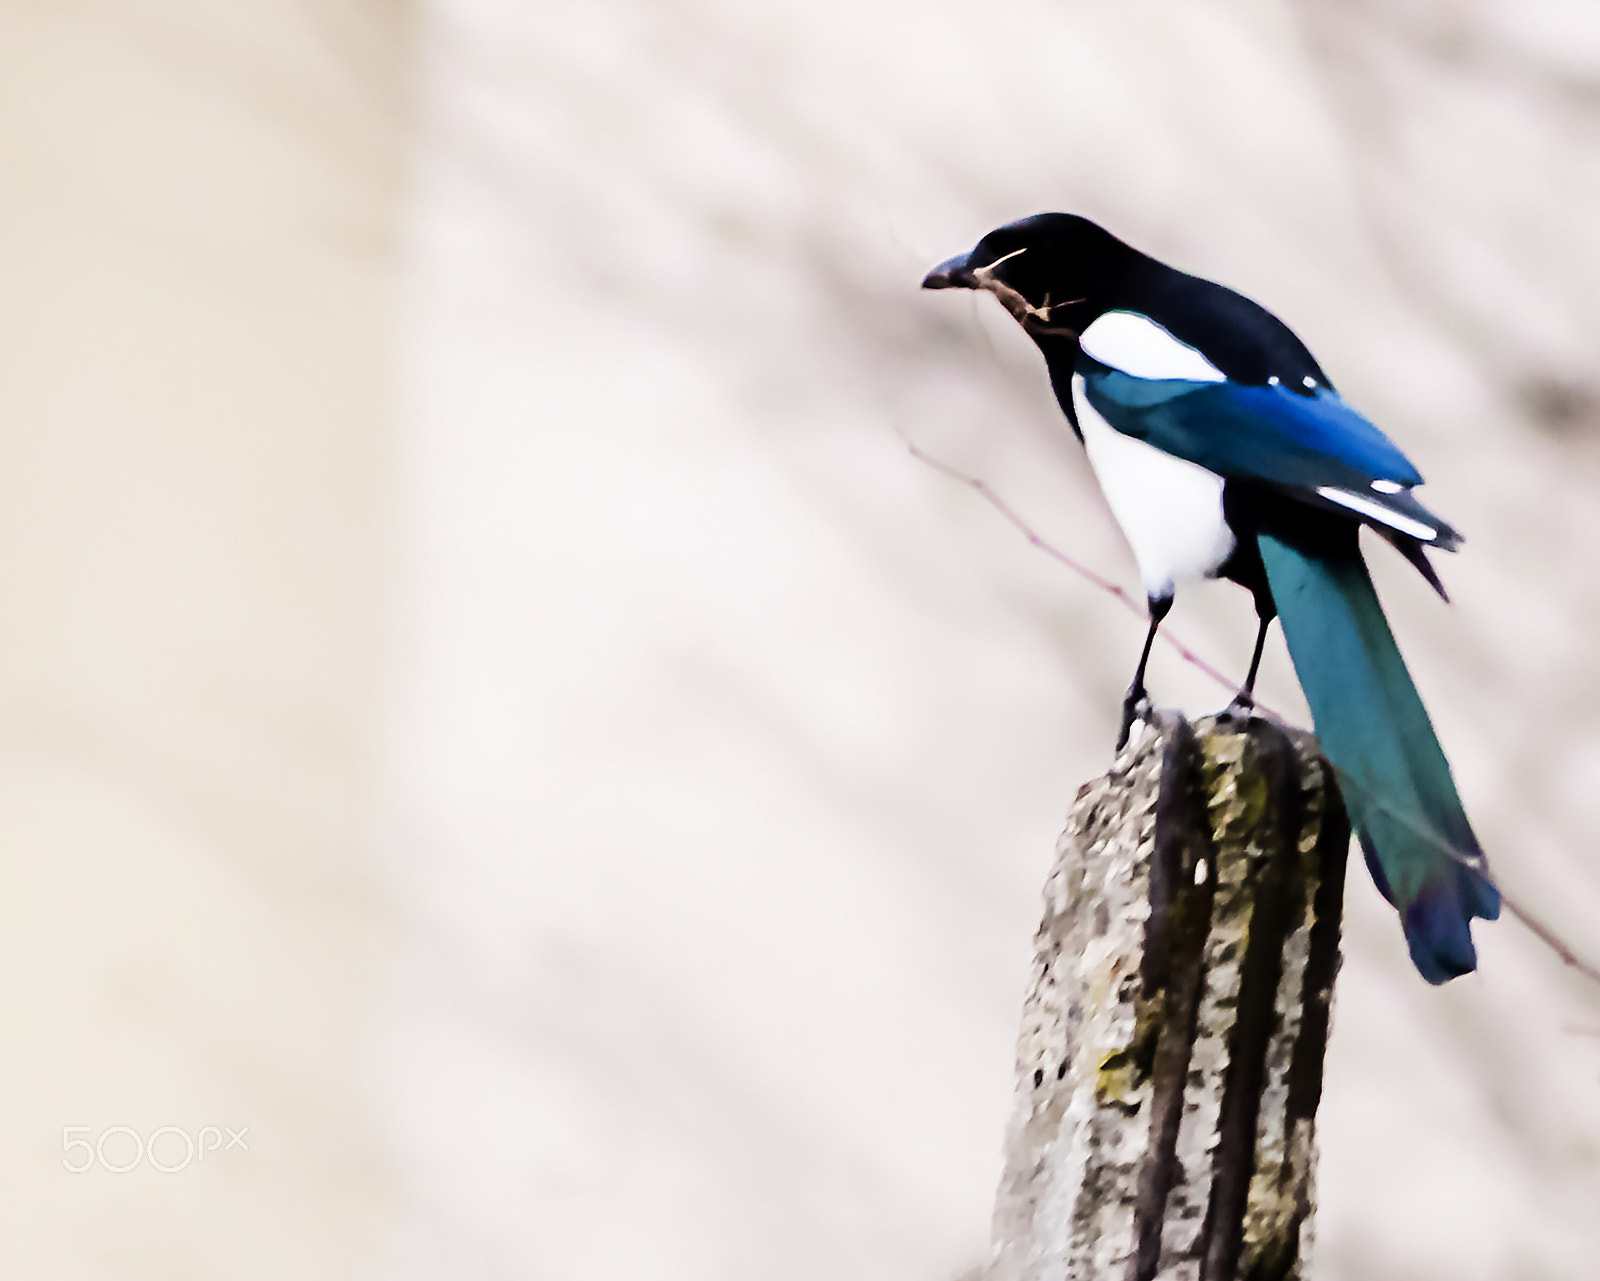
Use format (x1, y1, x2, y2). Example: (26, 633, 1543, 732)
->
(1072, 373, 1236, 601)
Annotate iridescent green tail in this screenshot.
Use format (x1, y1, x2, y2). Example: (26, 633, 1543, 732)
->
(1258, 533, 1499, 983)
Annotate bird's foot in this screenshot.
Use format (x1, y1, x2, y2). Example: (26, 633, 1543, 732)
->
(1217, 690, 1256, 727)
(1116, 687, 1153, 751)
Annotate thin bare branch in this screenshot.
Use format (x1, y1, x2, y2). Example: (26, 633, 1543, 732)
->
(1499, 898, 1600, 990)
(1325, 763, 1600, 992)
(897, 430, 1248, 701)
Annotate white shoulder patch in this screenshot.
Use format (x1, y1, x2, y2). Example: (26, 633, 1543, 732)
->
(1071, 374, 1235, 598)
(1079, 310, 1227, 384)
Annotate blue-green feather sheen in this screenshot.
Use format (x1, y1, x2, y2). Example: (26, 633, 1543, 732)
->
(1257, 536, 1499, 982)
(1078, 364, 1422, 491)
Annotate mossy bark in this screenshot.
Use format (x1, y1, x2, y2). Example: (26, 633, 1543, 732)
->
(989, 713, 1349, 1281)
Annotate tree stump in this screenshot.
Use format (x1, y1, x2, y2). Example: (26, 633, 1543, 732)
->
(988, 713, 1350, 1281)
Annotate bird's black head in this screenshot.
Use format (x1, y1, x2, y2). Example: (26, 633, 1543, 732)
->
(921, 213, 1139, 341)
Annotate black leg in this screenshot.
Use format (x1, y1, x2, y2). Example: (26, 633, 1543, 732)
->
(1242, 612, 1270, 699)
(1224, 610, 1273, 719)
(1117, 594, 1172, 750)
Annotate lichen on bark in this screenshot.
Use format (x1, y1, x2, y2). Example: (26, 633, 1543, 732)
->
(988, 713, 1349, 1281)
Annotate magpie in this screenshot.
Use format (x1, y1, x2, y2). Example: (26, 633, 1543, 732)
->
(922, 213, 1499, 983)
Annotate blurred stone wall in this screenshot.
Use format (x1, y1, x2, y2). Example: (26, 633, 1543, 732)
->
(0, 3, 410, 1277)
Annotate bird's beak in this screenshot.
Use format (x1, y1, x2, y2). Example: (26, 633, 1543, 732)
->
(921, 252, 976, 290)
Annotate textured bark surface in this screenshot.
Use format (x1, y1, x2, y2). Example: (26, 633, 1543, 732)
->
(989, 713, 1350, 1281)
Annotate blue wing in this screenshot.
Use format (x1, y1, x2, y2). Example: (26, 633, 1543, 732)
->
(1078, 359, 1460, 550)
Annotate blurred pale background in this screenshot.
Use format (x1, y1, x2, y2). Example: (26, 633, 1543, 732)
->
(1, 1, 1598, 1278)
